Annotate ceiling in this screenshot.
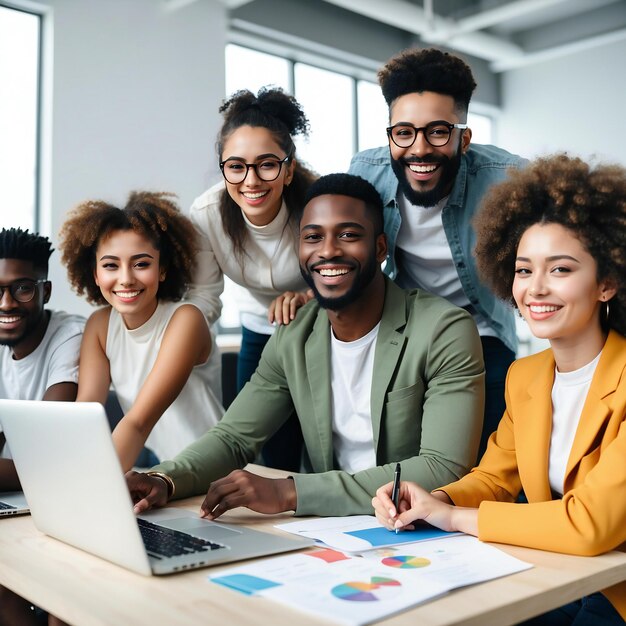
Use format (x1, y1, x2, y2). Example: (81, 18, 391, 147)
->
(166, 0, 626, 73)
(315, 0, 626, 72)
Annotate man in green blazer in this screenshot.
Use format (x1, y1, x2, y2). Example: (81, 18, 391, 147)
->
(128, 173, 485, 517)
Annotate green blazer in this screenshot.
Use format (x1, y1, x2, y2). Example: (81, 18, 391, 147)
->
(156, 278, 485, 516)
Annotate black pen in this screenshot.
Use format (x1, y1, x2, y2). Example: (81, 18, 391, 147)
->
(391, 462, 401, 534)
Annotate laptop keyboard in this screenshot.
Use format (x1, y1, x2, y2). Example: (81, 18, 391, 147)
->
(137, 518, 226, 559)
(0, 502, 16, 510)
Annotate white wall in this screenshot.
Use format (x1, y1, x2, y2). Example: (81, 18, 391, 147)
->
(28, 1, 626, 325)
(496, 37, 626, 356)
(497, 37, 626, 165)
(38, 0, 227, 316)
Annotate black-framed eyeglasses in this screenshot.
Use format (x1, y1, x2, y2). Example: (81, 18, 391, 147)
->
(0, 279, 48, 303)
(386, 121, 468, 148)
(219, 155, 291, 184)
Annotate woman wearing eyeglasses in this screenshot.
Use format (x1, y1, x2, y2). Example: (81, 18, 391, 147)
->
(187, 87, 317, 471)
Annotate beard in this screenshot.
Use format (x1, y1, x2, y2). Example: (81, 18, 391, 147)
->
(390, 140, 463, 208)
(300, 254, 379, 311)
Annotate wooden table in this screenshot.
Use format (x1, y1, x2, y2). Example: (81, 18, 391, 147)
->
(1, 468, 625, 626)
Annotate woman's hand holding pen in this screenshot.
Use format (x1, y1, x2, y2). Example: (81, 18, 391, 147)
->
(372, 480, 469, 534)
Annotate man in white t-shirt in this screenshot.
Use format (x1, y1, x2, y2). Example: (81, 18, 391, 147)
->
(127, 174, 485, 519)
(0, 227, 85, 488)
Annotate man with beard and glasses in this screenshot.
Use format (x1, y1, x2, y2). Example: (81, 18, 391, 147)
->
(0, 228, 85, 490)
(349, 48, 526, 460)
(126, 174, 484, 519)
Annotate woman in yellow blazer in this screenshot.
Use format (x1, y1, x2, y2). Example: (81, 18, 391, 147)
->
(373, 154, 626, 625)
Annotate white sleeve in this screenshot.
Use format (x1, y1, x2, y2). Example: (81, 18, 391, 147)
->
(185, 198, 225, 325)
(44, 328, 82, 389)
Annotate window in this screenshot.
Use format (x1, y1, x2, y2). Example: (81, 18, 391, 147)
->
(226, 44, 494, 168)
(225, 43, 390, 175)
(357, 80, 389, 151)
(467, 112, 493, 145)
(293, 64, 355, 174)
(225, 44, 290, 95)
(0, 4, 41, 231)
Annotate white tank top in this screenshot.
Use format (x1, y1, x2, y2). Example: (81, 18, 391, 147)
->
(106, 301, 224, 461)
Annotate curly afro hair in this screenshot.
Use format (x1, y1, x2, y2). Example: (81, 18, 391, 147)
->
(378, 47, 476, 114)
(0, 227, 53, 275)
(474, 154, 626, 336)
(303, 173, 384, 235)
(59, 191, 198, 306)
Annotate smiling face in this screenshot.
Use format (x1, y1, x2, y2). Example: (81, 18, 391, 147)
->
(299, 194, 386, 311)
(0, 258, 50, 356)
(388, 91, 470, 207)
(513, 223, 616, 364)
(94, 229, 164, 329)
(220, 125, 295, 226)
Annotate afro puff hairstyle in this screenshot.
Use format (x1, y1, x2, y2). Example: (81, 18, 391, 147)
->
(218, 86, 310, 148)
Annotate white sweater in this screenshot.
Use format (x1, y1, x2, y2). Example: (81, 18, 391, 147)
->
(186, 181, 307, 333)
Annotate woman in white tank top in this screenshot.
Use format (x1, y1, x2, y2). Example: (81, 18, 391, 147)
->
(59, 192, 223, 471)
(372, 155, 626, 625)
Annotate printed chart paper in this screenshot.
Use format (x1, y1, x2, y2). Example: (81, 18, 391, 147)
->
(210, 535, 532, 626)
(275, 515, 460, 552)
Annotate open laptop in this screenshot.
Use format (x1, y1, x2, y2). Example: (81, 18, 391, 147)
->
(0, 491, 29, 517)
(0, 432, 30, 516)
(0, 399, 313, 575)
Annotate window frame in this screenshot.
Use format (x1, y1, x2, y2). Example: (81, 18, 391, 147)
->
(221, 38, 496, 335)
(0, 0, 48, 232)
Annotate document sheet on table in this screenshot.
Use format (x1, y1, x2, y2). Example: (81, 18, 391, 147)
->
(210, 534, 532, 626)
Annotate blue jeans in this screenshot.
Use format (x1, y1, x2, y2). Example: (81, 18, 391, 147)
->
(134, 447, 160, 468)
(520, 592, 624, 625)
(478, 336, 516, 462)
(237, 326, 303, 472)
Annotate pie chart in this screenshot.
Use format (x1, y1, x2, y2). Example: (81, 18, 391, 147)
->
(331, 576, 401, 602)
(382, 555, 431, 569)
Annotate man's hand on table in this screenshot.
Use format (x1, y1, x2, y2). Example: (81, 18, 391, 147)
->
(200, 470, 297, 519)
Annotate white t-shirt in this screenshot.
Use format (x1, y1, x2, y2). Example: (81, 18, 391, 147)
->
(548, 352, 601, 495)
(0, 310, 85, 457)
(396, 193, 496, 338)
(330, 323, 379, 473)
(106, 301, 224, 461)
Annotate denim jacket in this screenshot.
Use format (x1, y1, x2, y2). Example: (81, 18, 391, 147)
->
(349, 143, 526, 353)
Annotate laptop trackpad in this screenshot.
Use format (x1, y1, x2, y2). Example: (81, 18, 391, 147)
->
(160, 517, 243, 541)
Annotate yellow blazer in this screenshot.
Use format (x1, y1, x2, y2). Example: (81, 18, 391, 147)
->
(442, 330, 626, 619)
